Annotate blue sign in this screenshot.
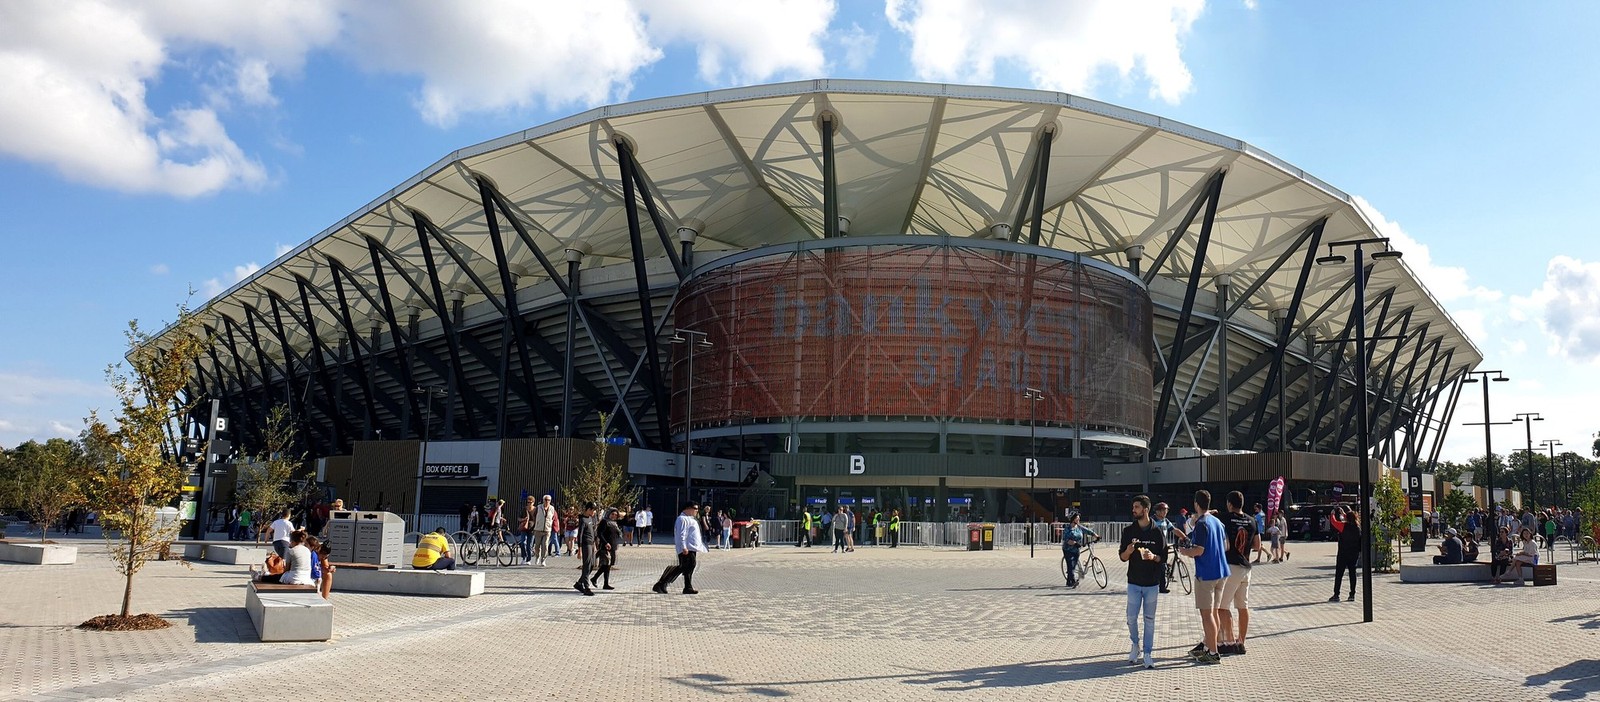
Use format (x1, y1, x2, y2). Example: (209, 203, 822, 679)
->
(805, 497, 828, 505)
(861, 497, 876, 505)
(838, 498, 856, 505)
(605, 436, 630, 446)
(947, 497, 972, 505)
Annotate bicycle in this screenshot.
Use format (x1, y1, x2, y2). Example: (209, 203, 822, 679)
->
(1061, 538, 1108, 589)
(465, 526, 517, 567)
(1164, 553, 1193, 595)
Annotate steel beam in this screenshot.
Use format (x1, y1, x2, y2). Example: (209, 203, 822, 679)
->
(1150, 170, 1225, 456)
(616, 142, 674, 446)
(477, 177, 553, 438)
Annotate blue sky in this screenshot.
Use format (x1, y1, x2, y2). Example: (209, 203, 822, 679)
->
(3, 0, 1598, 465)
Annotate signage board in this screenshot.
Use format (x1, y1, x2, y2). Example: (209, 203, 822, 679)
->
(421, 462, 481, 478)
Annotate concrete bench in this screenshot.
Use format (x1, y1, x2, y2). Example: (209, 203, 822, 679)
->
(207, 545, 270, 565)
(1400, 562, 1541, 583)
(0, 542, 77, 565)
(245, 581, 332, 642)
(332, 565, 484, 598)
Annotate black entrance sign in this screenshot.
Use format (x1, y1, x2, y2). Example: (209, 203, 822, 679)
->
(422, 462, 480, 478)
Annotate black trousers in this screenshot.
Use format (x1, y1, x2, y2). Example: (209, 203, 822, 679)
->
(656, 552, 698, 591)
(1334, 550, 1358, 595)
(797, 528, 811, 547)
(576, 545, 595, 589)
(890, 529, 899, 548)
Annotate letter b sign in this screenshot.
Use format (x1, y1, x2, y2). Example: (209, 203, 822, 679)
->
(1024, 458, 1039, 477)
(849, 454, 866, 474)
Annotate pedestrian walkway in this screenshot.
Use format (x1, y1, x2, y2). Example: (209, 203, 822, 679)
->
(3, 532, 1598, 700)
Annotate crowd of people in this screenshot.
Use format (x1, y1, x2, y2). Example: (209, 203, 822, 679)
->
(793, 505, 902, 550)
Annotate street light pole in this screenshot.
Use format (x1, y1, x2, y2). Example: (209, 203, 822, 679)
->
(1317, 236, 1403, 625)
(412, 385, 446, 521)
(670, 328, 713, 500)
(1512, 412, 1543, 508)
(1024, 387, 1044, 559)
(1542, 439, 1563, 507)
(1461, 370, 1511, 517)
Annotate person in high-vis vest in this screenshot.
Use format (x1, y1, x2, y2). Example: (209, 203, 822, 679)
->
(412, 528, 456, 570)
(797, 509, 813, 547)
(889, 510, 901, 548)
(872, 512, 882, 546)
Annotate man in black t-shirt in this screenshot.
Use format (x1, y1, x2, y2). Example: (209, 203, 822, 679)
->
(1217, 490, 1259, 656)
(1121, 495, 1167, 669)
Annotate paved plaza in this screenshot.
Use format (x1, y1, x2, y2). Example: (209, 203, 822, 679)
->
(4, 527, 1600, 701)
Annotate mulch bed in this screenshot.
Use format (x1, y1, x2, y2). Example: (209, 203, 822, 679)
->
(78, 614, 172, 631)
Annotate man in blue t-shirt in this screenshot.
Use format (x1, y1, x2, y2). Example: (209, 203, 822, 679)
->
(1177, 489, 1230, 665)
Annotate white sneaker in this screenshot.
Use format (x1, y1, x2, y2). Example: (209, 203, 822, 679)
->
(1143, 654, 1154, 669)
(1128, 645, 1140, 664)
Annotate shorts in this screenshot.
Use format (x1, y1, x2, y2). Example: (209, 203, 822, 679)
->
(1219, 568, 1251, 609)
(564, 530, 577, 539)
(1194, 577, 1226, 610)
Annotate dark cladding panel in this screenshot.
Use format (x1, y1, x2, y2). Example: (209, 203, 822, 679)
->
(673, 244, 1154, 438)
(771, 452, 1102, 480)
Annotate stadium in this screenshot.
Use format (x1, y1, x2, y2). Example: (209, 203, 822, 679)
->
(156, 80, 1480, 523)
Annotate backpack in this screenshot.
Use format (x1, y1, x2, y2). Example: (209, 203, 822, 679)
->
(264, 553, 287, 575)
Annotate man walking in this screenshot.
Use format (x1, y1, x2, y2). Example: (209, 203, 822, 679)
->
(636, 504, 653, 546)
(1120, 495, 1166, 669)
(653, 502, 707, 595)
(797, 508, 813, 547)
(532, 494, 558, 566)
(1218, 491, 1258, 656)
(1177, 490, 1229, 664)
(573, 502, 599, 596)
(831, 506, 849, 553)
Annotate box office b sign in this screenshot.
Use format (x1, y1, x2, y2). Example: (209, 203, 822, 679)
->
(423, 462, 480, 478)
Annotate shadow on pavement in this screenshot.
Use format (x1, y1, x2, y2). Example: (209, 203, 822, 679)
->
(667, 653, 1168, 695)
(1526, 659, 1600, 700)
(167, 606, 253, 644)
(1549, 613, 1600, 630)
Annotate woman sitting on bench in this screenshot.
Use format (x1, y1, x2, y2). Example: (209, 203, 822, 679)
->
(257, 530, 315, 585)
(1511, 527, 1540, 586)
(1490, 526, 1514, 584)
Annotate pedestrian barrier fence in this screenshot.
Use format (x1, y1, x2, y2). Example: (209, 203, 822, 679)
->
(751, 519, 1132, 549)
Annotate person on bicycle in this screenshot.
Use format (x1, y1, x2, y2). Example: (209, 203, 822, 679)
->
(1062, 513, 1099, 588)
(1151, 503, 1182, 593)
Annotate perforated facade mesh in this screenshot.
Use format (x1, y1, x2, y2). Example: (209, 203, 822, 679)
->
(672, 244, 1153, 439)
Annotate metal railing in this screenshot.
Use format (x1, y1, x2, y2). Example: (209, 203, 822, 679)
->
(760, 520, 1134, 549)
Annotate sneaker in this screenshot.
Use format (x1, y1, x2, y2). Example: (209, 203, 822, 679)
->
(651, 584, 668, 594)
(682, 589, 699, 595)
(1188, 642, 1206, 657)
(1194, 651, 1221, 665)
(1143, 654, 1154, 669)
(1328, 594, 1341, 602)
(1128, 645, 1140, 664)
(1234, 643, 1247, 656)
(1159, 586, 1170, 594)
(1346, 593, 1356, 601)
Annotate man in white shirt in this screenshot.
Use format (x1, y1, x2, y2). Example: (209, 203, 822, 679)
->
(652, 502, 708, 595)
(636, 505, 653, 546)
(268, 509, 295, 559)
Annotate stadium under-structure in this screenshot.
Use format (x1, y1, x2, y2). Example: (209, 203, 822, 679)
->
(156, 80, 1481, 522)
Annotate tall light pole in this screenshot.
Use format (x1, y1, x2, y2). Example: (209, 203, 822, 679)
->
(1461, 370, 1511, 515)
(1512, 412, 1543, 508)
(1024, 387, 1044, 559)
(670, 328, 713, 498)
(1317, 236, 1403, 624)
(1541, 439, 1563, 507)
(412, 385, 446, 520)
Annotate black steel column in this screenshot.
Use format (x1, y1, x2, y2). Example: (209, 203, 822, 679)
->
(563, 249, 582, 437)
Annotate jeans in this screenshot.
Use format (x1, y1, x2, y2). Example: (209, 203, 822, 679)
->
(1126, 584, 1158, 655)
(518, 531, 533, 561)
(720, 527, 731, 548)
(416, 557, 455, 571)
(273, 540, 290, 559)
(1064, 549, 1080, 584)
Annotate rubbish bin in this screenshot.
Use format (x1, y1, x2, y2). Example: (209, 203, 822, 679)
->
(967, 523, 982, 551)
(732, 520, 752, 548)
(980, 524, 996, 550)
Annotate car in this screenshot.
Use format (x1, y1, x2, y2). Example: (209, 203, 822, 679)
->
(1285, 504, 1344, 541)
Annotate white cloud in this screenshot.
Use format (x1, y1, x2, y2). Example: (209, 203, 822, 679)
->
(198, 261, 261, 299)
(275, 243, 295, 257)
(884, 0, 1204, 103)
(150, 263, 170, 275)
(1353, 196, 1503, 305)
(643, 0, 833, 84)
(1517, 255, 1600, 365)
(833, 22, 878, 72)
(340, 0, 662, 127)
(0, 369, 108, 448)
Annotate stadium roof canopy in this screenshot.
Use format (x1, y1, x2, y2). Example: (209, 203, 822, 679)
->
(157, 79, 1480, 459)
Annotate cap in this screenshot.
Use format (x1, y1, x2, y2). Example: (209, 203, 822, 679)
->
(1446, 528, 1458, 536)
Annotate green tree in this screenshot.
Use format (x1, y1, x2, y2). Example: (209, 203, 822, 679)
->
(2, 438, 91, 543)
(560, 415, 639, 514)
(1439, 489, 1476, 533)
(82, 308, 209, 623)
(1372, 473, 1409, 571)
(234, 405, 302, 529)
(1429, 460, 1467, 487)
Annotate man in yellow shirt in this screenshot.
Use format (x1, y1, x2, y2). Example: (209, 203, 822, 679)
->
(413, 527, 456, 570)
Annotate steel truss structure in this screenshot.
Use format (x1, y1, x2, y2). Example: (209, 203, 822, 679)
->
(151, 80, 1480, 473)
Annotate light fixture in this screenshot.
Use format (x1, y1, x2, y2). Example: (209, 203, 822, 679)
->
(1370, 249, 1403, 261)
(1316, 254, 1347, 266)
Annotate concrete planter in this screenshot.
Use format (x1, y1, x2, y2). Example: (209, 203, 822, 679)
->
(0, 542, 78, 565)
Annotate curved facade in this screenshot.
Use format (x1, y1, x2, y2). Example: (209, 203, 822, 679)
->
(673, 239, 1153, 440)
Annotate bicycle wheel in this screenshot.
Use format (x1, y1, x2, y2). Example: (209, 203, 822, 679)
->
(1090, 557, 1108, 589)
(459, 536, 482, 566)
(493, 540, 515, 567)
(1176, 558, 1193, 595)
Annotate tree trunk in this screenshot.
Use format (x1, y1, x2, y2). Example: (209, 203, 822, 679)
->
(121, 511, 139, 618)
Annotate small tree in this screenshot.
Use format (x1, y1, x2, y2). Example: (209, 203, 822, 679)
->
(82, 309, 209, 625)
(234, 405, 302, 529)
(560, 414, 639, 513)
(1439, 489, 1477, 534)
(1371, 473, 1409, 571)
(2, 438, 90, 543)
